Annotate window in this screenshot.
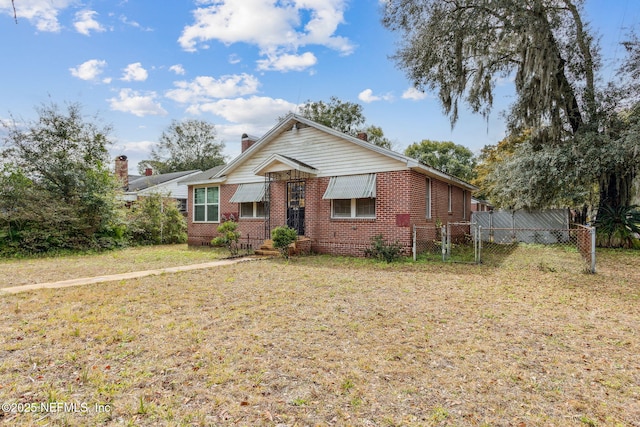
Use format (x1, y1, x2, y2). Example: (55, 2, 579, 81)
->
(240, 201, 266, 218)
(463, 190, 467, 219)
(193, 186, 219, 222)
(230, 182, 266, 219)
(426, 178, 432, 219)
(323, 174, 376, 219)
(332, 199, 351, 217)
(332, 198, 376, 218)
(448, 184, 452, 213)
(177, 198, 187, 213)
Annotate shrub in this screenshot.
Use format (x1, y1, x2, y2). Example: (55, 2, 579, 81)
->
(271, 226, 298, 258)
(594, 205, 640, 249)
(128, 194, 187, 245)
(364, 234, 403, 262)
(211, 220, 241, 256)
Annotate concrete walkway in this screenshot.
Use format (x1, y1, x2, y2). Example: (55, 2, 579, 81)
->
(0, 257, 259, 295)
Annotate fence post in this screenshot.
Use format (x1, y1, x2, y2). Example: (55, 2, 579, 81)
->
(590, 226, 596, 274)
(475, 224, 481, 264)
(412, 225, 417, 261)
(446, 223, 451, 260)
(441, 225, 447, 261)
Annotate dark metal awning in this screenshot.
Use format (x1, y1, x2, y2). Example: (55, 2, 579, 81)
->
(229, 182, 266, 203)
(322, 174, 376, 199)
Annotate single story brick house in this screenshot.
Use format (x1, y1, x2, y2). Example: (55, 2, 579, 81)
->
(180, 114, 476, 256)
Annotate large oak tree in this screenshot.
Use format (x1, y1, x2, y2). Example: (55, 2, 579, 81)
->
(383, 0, 639, 212)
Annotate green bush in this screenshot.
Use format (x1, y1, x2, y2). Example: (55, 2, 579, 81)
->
(211, 220, 241, 256)
(271, 226, 298, 258)
(364, 234, 403, 262)
(594, 205, 640, 249)
(128, 194, 187, 245)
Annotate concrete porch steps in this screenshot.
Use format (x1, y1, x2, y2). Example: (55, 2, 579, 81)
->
(254, 237, 311, 256)
(254, 239, 280, 256)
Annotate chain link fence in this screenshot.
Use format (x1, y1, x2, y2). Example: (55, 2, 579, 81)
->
(413, 222, 596, 273)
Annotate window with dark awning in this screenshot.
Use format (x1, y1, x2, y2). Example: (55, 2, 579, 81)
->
(229, 183, 266, 203)
(322, 174, 376, 199)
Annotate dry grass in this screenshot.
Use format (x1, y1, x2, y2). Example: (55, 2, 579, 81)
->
(0, 245, 225, 287)
(0, 248, 639, 426)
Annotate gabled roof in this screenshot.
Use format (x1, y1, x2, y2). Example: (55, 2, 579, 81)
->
(128, 170, 201, 192)
(184, 114, 477, 191)
(253, 153, 318, 176)
(177, 165, 226, 186)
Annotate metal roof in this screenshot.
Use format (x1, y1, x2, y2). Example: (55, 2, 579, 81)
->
(229, 182, 266, 203)
(322, 173, 376, 199)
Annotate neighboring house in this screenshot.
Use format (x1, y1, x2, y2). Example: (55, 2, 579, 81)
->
(179, 114, 477, 256)
(471, 197, 493, 212)
(114, 155, 201, 213)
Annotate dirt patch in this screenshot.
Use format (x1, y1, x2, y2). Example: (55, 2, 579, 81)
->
(0, 250, 638, 426)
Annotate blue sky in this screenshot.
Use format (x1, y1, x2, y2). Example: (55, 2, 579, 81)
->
(1, 0, 638, 173)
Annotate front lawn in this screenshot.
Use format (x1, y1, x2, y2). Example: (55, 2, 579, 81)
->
(0, 245, 225, 287)
(1, 249, 638, 426)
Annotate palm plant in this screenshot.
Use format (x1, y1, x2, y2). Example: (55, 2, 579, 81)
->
(594, 205, 640, 248)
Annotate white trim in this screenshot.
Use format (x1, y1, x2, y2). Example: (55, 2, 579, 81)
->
(331, 198, 376, 219)
(192, 186, 220, 223)
(239, 201, 266, 219)
(253, 153, 318, 176)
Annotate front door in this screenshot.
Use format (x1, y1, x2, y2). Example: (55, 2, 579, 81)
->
(287, 181, 305, 236)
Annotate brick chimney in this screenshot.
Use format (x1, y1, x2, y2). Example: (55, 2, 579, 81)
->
(145, 168, 153, 176)
(241, 133, 257, 153)
(356, 132, 368, 142)
(115, 155, 128, 189)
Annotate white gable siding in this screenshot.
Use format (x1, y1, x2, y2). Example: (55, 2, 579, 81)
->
(224, 127, 406, 184)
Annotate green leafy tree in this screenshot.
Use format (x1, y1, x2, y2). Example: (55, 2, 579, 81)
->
(383, 0, 640, 212)
(140, 119, 225, 174)
(364, 125, 392, 150)
(294, 97, 393, 149)
(297, 96, 365, 135)
(128, 194, 187, 245)
(404, 140, 476, 182)
(0, 102, 127, 254)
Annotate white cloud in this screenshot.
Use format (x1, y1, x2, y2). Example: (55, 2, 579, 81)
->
(73, 10, 105, 36)
(166, 74, 260, 104)
(108, 89, 167, 117)
(192, 96, 297, 125)
(1, 0, 73, 32)
(112, 139, 155, 153)
(256, 51, 317, 72)
(358, 88, 393, 103)
(69, 59, 108, 81)
(169, 64, 186, 75)
(121, 62, 148, 82)
(178, 0, 354, 70)
(402, 87, 428, 101)
(228, 54, 242, 65)
(119, 15, 153, 31)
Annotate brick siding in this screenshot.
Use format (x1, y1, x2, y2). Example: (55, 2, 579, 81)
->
(186, 170, 471, 256)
